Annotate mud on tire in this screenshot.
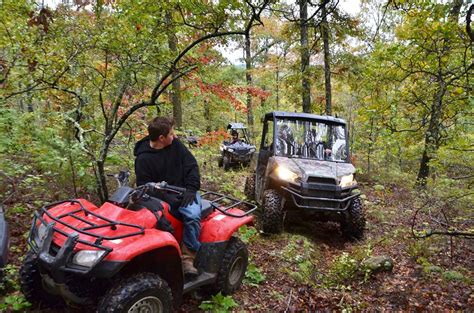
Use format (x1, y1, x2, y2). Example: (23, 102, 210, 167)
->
(215, 237, 248, 295)
(262, 189, 284, 234)
(340, 196, 366, 240)
(97, 272, 172, 313)
(20, 250, 65, 308)
(244, 174, 255, 201)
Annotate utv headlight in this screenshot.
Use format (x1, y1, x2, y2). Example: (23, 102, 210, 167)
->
(250, 148, 256, 153)
(72, 250, 105, 267)
(339, 174, 356, 188)
(228, 148, 234, 152)
(276, 166, 299, 183)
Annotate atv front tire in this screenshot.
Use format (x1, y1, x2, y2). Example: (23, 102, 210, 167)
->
(244, 174, 255, 201)
(98, 272, 172, 313)
(262, 189, 284, 234)
(223, 156, 230, 171)
(20, 250, 65, 308)
(340, 196, 366, 240)
(215, 237, 248, 295)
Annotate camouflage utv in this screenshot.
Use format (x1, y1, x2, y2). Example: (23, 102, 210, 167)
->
(245, 111, 365, 239)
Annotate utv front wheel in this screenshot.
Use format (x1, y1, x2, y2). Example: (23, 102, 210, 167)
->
(244, 174, 255, 201)
(20, 250, 65, 308)
(341, 196, 366, 240)
(97, 272, 172, 313)
(215, 237, 248, 295)
(262, 189, 284, 234)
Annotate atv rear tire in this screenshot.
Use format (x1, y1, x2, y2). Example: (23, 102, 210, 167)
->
(223, 156, 230, 171)
(215, 237, 248, 295)
(244, 174, 255, 201)
(97, 272, 172, 313)
(20, 250, 65, 308)
(341, 197, 366, 240)
(262, 189, 284, 234)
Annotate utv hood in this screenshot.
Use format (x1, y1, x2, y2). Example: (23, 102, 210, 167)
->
(272, 156, 356, 183)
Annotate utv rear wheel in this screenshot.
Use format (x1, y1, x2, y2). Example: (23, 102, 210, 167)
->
(20, 250, 65, 308)
(97, 272, 172, 313)
(215, 237, 248, 295)
(262, 189, 284, 234)
(341, 197, 366, 240)
(244, 174, 255, 201)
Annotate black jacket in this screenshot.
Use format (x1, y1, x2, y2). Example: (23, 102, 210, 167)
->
(134, 136, 200, 192)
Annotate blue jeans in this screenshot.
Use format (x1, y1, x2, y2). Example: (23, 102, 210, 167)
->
(178, 192, 202, 252)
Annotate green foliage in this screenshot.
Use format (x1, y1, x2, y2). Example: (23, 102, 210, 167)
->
(243, 262, 266, 287)
(442, 270, 468, 283)
(282, 235, 318, 285)
(0, 294, 31, 312)
(199, 292, 238, 313)
(324, 244, 374, 287)
(0, 264, 20, 294)
(238, 225, 258, 244)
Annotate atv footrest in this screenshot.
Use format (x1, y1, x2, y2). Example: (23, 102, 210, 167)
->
(183, 272, 217, 294)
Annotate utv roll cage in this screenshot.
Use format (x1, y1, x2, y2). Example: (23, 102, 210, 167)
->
(262, 111, 350, 163)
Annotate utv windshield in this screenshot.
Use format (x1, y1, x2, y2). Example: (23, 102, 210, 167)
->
(275, 118, 348, 162)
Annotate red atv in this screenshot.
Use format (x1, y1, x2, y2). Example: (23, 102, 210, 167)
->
(20, 172, 256, 312)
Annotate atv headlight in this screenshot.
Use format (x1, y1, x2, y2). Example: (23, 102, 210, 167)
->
(35, 222, 48, 245)
(228, 148, 234, 152)
(276, 166, 299, 183)
(72, 250, 105, 267)
(339, 174, 356, 188)
(250, 148, 256, 153)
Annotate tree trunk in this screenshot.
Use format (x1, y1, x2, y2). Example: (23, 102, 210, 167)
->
(416, 81, 446, 186)
(300, 0, 311, 113)
(321, 2, 332, 115)
(204, 99, 211, 132)
(166, 11, 182, 128)
(245, 33, 254, 136)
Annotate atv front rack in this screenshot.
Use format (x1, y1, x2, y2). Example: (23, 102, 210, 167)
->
(28, 200, 145, 254)
(200, 190, 257, 217)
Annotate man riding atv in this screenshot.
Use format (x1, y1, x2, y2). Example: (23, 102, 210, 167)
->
(218, 123, 256, 170)
(134, 116, 201, 276)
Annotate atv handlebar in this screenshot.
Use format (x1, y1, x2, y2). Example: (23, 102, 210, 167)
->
(146, 182, 187, 194)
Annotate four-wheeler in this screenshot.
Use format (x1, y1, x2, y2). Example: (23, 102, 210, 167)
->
(20, 171, 256, 312)
(218, 123, 256, 171)
(245, 111, 365, 239)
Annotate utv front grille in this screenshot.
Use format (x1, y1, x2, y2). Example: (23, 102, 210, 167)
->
(235, 149, 250, 155)
(307, 177, 336, 185)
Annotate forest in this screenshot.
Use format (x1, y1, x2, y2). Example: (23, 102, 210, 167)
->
(0, 0, 472, 311)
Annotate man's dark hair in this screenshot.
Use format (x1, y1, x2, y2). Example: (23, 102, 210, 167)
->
(231, 130, 238, 137)
(148, 116, 175, 141)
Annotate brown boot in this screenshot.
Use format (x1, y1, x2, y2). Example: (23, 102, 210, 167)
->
(181, 245, 198, 276)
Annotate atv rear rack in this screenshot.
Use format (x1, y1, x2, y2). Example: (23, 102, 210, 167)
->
(200, 190, 257, 218)
(28, 199, 145, 253)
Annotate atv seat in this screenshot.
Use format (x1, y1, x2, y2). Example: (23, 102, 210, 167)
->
(200, 199, 214, 219)
(169, 199, 214, 221)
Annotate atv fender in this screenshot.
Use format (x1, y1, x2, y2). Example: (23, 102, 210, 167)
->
(200, 210, 254, 243)
(106, 229, 181, 261)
